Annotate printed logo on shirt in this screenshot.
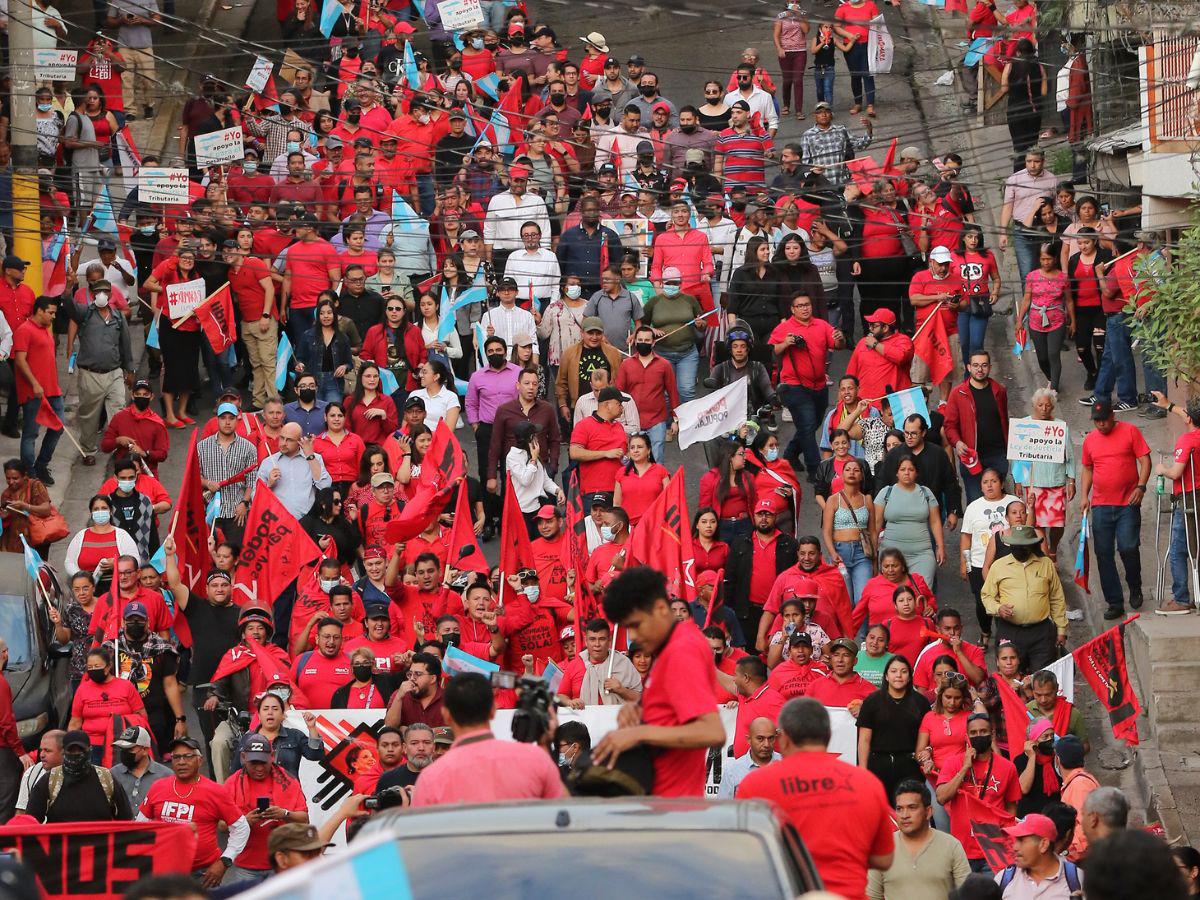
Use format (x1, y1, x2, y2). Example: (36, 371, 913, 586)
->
(158, 801, 196, 822)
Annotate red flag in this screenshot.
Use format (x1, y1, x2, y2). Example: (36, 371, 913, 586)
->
(446, 481, 488, 574)
(169, 432, 209, 604)
(963, 793, 1016, 872)
(912, 305, 955, 385)
(383, 480, 456, 545)
(844, 156, 882, 193)
(609, 136, 622, 177)
(234, 485, 322, 605)
(993, 672, 1033, 757)
(497, 78, 523, 115)
(415, 273, 440, 295)
(564, 470, 596, 630)
(625, 468, 696, 600)
(35, 397, 63, 431)
(498, 473, 534, 604)
(210, 637, 310, 708)
(702, 567, 725, 629)
(251, 73, 280, 112)
(420, 419, 464, 490)
(194, 283, 237, 353)
(42, 237, 68, 297)
(881, 136, 899, 175)
(1073, 620, 1142, 746)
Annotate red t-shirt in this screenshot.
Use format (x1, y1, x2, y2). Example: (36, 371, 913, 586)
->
(913, 639, 986, 691)
(835, 0, 881, 42)
(881, 615, 930, 665)
(641, 621, 719, 797)
(805, 672, 875, 707)
(141, 776, 245, 868)
(1173, 429, 1200, 495)
(937, 750, 1022, 859)
(12, 320, 60, 403)
(739, 751, 893, 900)
(1081, 421, 1151, 507)
(767, 658, 829, 699)
(531, 533, 569, 606)
(955, 250, 998, 299)
(733, 684, 786, 757)
(918, 708, 970, 773)
(768, 317, 837, 390)
(225, 768, 309, 870)
(571, 414, 628, 493)
(749, 532, 780, 607)
(70, 676, 144, 749)
(229, 256, 273, 321)
(502, 596, 563, 670)
(909, 268, 964, 334)
(344, 635, 412, 674)
(292, 651, 353, 708)
(615, 463, 670, 524)
(284, 238, 340, 310)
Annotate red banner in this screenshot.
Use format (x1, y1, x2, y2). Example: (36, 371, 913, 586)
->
(1072, 620, 1142, 746)
(194, 283, 237, 353)
(420, 419, 464, 490)
(625, 467, 695, 600)
(498, 473, 534, 603)
(0, 821, 197, 899)
(564, 470, 596, 629)
(234, 483, 321, 605)
(963, 793, 1016, 873)
(170, 431, 209, 594)
(993, 671, 1033, 757)
(913, 305, 954, 386)
(446, 481, 488, 574)
(36, 397, 64, 431)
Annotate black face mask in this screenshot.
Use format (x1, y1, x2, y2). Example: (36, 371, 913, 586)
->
(639, 85, 657, 97)
(969, 736, 992, 754)
(345, 47, 360, 58)
(62, 753, 91, 780)
(713, 651, 723, 667)
(487, 353, 507, 369)
(697, 205, 714, 218)
(443, 632, 461, 647)
(1036, 739, 1054, 755)
(1012, 546, 1032, 562)
(549, 92, 566, 105)
(731, 200, 747, 211)
(348, 112, 361, 123)
(119, 749, 139, 769)
(449, 59, 461, 69)
(87, 669, 106, 684)
(635, 342, 653, 356)
(124, 621, 147, 642)
(353, 663, 374, 682)
(278, 103, 293, 116)
(132, 396, 151, 411)
(680, 124, 697, 134)
(594, 106, 611, 119)
(298, 388, 317, 403)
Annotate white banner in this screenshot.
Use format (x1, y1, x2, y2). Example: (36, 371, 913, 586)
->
(165, 278, 206, 318)
(675, 377, 748, 449)
(246, 55, 273, 94)
(436, 0, 483, 29)
(194, 125, 245, 167)
(138, 167, 190, 205)
(34, 49, 77, 82)
(285, 703, 856, 845)
(1007, 416, 1068, 464)
(867, 15, 894, 75)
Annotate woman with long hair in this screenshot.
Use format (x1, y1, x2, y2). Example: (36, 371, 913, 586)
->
(727, 236, 782, 366)
(345, 363, 399, 446)
(875, 454, 944, 585)
(851, 178, 915, 331)
(538, 274, 588, 388)
(853, 547, 935, 634)
(692, 507, 730, 578)
(821, 456, 875, 604)
(360, 294, 428, 403)
(697, 79, 732, 131)
(438, 254, 481, 383)
(699, 441, 757, 543)
(313, 402, 365, 495)
(407, 359, 461, 431)
(63, 495, 137, 591)
(953, 223, 1002, 364)
(416, 291, 462, 369)
(773, 233, 828, 319)
(746, 430, 802, 535)
(506, 422, 564, 538)
(813, 428, 870, 511)
(915, 671, 970, 830)
(296, 297, 353, 403)
(1018, 241, 1073, 391)
(1065, 227, 1111, 390)
(881, 584, 930, 664)
(856, 654, 929, 801)
(143, 246, 204, 427)
(345, 445, 388, 522)
(994, 38, 1046, 156)
(365, 248, 412, 311)
(299, 486, 360, 566)
(613, 434, 670, 526)
(70, 646, 147, 765)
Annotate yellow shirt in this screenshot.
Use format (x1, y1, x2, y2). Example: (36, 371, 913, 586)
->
(980, 553, 1068, 633)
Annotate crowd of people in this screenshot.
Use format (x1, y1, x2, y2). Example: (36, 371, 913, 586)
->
(0, 0, 1196, 896)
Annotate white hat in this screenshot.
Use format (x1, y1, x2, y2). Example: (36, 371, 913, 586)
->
(929, 246, 953, 263)
(580, 31, 609, 53)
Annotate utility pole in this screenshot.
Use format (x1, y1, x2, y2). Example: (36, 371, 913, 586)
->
(10, 0, 44, 291)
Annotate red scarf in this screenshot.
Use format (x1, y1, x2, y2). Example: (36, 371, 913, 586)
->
(127, 403, 166, 428)
(1036, 749, 1061, 793)
(1051, 696, 1074, 738)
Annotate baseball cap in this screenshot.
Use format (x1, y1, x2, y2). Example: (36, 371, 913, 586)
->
(1055, 734, 1085, 769)
(133, 379, 153, 392)
(432, 726, 454, 745)
(63, 730, 91, 751)
(364, 602, 390, 619)
(695, 569, 720, 588)
(97, 238, 117, 251)
(509, 165, 531, 179)
(363, 545, 386, 561)
(670, 177, 687, 191)
(513, 332, 534, 347)
(448, 108, 467, 121)
(900, 146, 921, 161)
(536, 504, 559, 520)
(589, 492, 614, 508)
(753, 499, 777, 514)
(123, 601, 149, 621)
(787, 630, 813, 647)
(371, 472, 396, 487)
(1091, 400, 1113, 420)
(793, 575, 820, 598)
(404, 395, 426, 409)
(498, 276, 519, 290)
(582, 316, 605, 333)
(685, 148, 706, 165)
(597, 386, 624, 403)
(603, 56, 619, 67)
(828, 637, 860, 656)
(627, 54, 645, 64)
(597, 163, 617, 176)
(170, 736, 203, 753)
(240, 732, 273, 762)
(459, 228, 480, 239)
(730, 99, 751, 112)
(325, 136, 344, 150)
(268, 823, 330, 856)
(864, 308, 897, 325)
(813, 101, 832, 111)
(113, 726, 152, 749)
(1003, 814, 1058, 842)
(2, 255, 28, 269)
(929, 246, 953, 263)
(636, 140, 654, 155)
(651, 101, 670, 114)
(216, 402, 239, 417)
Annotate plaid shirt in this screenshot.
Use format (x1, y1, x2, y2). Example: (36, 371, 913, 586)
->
(196, 433, 258, 517)
(460, 163, 504, 208)
(798, 123, 872, 185)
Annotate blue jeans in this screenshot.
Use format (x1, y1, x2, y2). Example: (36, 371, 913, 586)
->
(843, 43, 875, 105)
(316, 372, 344, 404)
(957, 311, 990, 366)
(659, 346, 699, 404)
(1169, 506, 1193, 605)
(286, 307, 316, 354)
(646, 420, 667, 466)
(1143, 346, 1167, 396)
(200, 339, 234, 395)
(21, 395, 64, 471)
(416, 173, 436, 219)
(835, 539, 872, 603)
(813, 65, 835, 104)
(1091, 503, 1143, 607)
(1013, 229, 1041, 285)
(779, 383, 828, 472)
(960, 452, 1008, 505)
(1094, 312, 1139, 405)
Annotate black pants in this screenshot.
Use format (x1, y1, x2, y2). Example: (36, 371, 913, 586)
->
(994, 617, 1058, 674)
(737, 605, 765, 652)
(1074, 305, 1105, 380)
(968, 567, 990, 637)
(0, 748, 21, 823)
(867, 751, 923, 803)
(475, 422, 500, 526)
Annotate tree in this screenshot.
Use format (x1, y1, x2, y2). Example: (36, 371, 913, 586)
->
(1128, 219, 1195, 384)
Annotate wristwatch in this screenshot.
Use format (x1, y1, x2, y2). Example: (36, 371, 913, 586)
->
(175, 715, 187, 723)
(219, 857, 232, 869)
(488, 625, 500, 634)
(305, 454, 316, 461)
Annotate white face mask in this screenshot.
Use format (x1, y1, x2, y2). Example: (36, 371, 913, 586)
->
(93, 292, 110, 308)
(320, 578, 340, 593)
(565, 284, 582, 299)
(117, 478, 136, 493)
(599, 525, 615, 543)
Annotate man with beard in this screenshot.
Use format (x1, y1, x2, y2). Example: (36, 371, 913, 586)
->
(110, 726, 171, 809)
(981, 524, 1068, 672)
(530, 506, 569, 608)
(383, 652, 445, 729)
(345, 602, 412, 677)
(868, 779, 971, 898)
(375, 724, 434, 791)
(555, 196, 624, 296)
(224, 734, 310, 887)
(26, 730, 133, 822)
(725, 502, 799, 651)
(114, 602, 186, 755)
(555, 618, 641, 708)
(759, 535, 856, 649)
(394, 554, 454, 645)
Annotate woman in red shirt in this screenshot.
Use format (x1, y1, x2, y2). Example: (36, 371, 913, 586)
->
(915, 674, 970, 825)
(953, 223, 1002, 365)
(747, 433, 802, 535)
(698, 442, 757, 543)
(345, 364, 399, 446)
(63, 495, 137, 593)
(70, 646, 148, 764)
(313, 402, 366, 493)
(1066, 228, 1111, 392)
(833, 0, 881, 114)
(852, 180, 914, 331)
(852, 547, 935, 633)
(692, 508, 730, 578)
(458, 31, 496, 80)
(143, 248, 203, 428)
(361, 302, 428, 395)
(338, 225, 378, 277)
(882, 584, 932, 664)
(613, 434, 670, 525)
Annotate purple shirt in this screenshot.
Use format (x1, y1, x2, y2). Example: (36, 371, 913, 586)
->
(465, 362, 520, 425)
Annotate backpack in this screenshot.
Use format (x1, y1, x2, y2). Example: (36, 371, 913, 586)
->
(47, 764, 116, 811)
(998, 860, 1081, 895)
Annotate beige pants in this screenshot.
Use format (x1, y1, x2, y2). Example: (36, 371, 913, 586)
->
(75, 367, 126, 453)
(121, 47, 156, 112)
(210, 721, 234, 783)
(240, 320, 279, 407)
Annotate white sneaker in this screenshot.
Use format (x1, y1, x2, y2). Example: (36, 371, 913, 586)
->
(781, 408, 793, 422)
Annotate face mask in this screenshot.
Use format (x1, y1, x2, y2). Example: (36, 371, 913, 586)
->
(471, 37, 484, 49)
(635, 342, 654, 356)
(133, 396, 151, 411)
(639, 85, 657, 97)
(352, 663, 374, 682)
(1012, 546, 1032, 562)
(680, 123, 696, 134)
(286, 141, 301, 154)
(116, 478, 137, 493)
(348, 112, 361, 123)
(125, 621, 147, 641)
(243, 161, 258, 174)
(345, 47, 359, 58)
(93, 293, 110, 308)
(320, 579, 340, 593)
(557, 751, 570, 767)
(119, 749, 139, 769)
(731, 200, 747, 211)
(38, 102, 53, 112)
(279, 103, 293, 116)
(443, 631, 460, 647)
(1036, 739, 1054, 755)
(969, 736, 992, 754)
(599, 525, 615, 542)
(549, 92, 566, 105)
(594, 107, 611, 119)
(92, 509, 111, 526)
(765, 447, 779, 462)
(298, 388, 317, 403)
(87, 669, 107, 684)
(524, 585, 540, 602)
(62, 753, 91, 780)
(662, 284, 680, 298)
(713, 651, 724, 667)
(565, 284, 582, 299)
(487, 353, 507, 369)
(139, 225, 156, 234)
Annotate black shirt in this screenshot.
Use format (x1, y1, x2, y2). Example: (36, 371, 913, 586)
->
(1014, 751, 1058, 816)
(181, 593, 241, 687)
(375, 765, 420, 792)
(856, 689, 932, 754)
(26, 767, 133, 822)
(338, 288, 384, 341)
(971, 383, 1005, 456)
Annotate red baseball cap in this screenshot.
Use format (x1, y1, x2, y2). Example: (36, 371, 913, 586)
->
(536, 504, 559, 520)
(864, 308, 897, 325)
(1003, 814, 1057, 842)
(363, 545, 386, 561)
(753, 499, 777, 514)
(794, 575, 820, 598)
(958, 446, 982, 474)
(509, 165, 531, 179)
(696, 570, 720, 588)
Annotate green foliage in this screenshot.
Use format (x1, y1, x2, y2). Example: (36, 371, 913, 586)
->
(1129, 211, 1200, 384)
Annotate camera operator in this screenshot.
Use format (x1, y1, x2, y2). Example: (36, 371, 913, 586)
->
(908, 246, 965, 404)
(411, 673, 566, 807)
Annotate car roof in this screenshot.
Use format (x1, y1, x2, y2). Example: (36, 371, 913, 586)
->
(362, 798, 783, 840)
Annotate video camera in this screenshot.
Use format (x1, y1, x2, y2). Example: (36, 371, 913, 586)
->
(491, 670, 554, 744)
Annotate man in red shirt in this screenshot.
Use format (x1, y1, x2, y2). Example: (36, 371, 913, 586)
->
(1153, 395, 1200, 614)
(530, 506, 569, 606)
(908, 246, 965, 403)
(291, 619, 353, 708)
(99, 380, 170, 473)
(345, 602, 411, 676)
(138, 736, 250, 887)
(706, 625, 749, 703)
(739, 698, 894, 900)
(616, 325, 680, 462)
(719, 656, 785, 756)
(13, 297, 62, 482)
(569, 386, 628, 508)
(846, 308, 914, 411)
(224, 733, 309, 886)
(281, 213, 340, 349)
(769, 294, 844, 472)
(91, 557, 174, 640)
(383, 651, 446, 729)
(1080, 401, 1152, 618)
(805, 638, 875, 712)
(584, 506, 630, 594)
(724, 501, 799, 650)
(225, 239, 277, 409)
(768, 631, 829, 699)
(226, 149, 276, 212)
(594, 566, 724, 797)
(913, 608, 988, 691)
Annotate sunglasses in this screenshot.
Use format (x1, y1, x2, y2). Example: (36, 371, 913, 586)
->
(386, 306, 404, 312)
(941, 671, 968, 685)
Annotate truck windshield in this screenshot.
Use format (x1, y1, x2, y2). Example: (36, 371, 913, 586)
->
(392, 831, 787, 899)
(0, 595, 31, 667)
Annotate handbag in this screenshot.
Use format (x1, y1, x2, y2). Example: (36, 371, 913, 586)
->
(26, 484, 69, 544)
(839, 490, 876, 563)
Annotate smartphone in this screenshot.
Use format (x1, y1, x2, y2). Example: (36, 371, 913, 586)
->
(1100, 202, 1111, 217)
(256, 796, 269, 811)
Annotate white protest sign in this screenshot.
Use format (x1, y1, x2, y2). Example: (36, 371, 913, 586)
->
(194, 125, 245, 167)
(34, 49, 78, 82)
(1007, 416, 1068, 464)
(137, 167, 190, 205)
(676, 377, 748, 449)
(165, 278, 206, 319)
(436, 0, 483, 30)
(246, 55, 273, 94)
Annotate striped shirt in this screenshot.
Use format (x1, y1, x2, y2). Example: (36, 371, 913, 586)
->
(714, 127, 772, 190)
(196, 433, 258, 518)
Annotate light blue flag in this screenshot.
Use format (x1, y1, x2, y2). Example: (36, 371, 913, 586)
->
(149, 543, 167, 574)
(964, 36, 993, 67)
(474, 72, 500, 100)
(91, 183, 118, 234)
(454, 376, 470, 396)
(403, 41, 421, 91)
(390, 193, 428, 237)
(473, 322, 487, 368)
(19, 535, 42, 582)
(1010, 459, 1032, 485)
(437, 283, 487, 342)
(542, 659, 564, 693)
(488, 106, 511, 154)
(887, 386, 931, 427)
(319, 0, 340, 37)
(378, 367, 400, 395)
(205, 493, 221, 525)
(275, 332, 294, 392)
(443, 644, 500, 677)
(410, 0, 425, 17)
(146, 314, 160, 350)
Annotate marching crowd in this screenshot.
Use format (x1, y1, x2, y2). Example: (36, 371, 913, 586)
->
(0, 0, 1197, 896)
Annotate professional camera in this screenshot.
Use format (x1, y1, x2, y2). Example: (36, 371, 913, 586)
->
(789, 332, 807, 349)
(492, 670, 553, 744)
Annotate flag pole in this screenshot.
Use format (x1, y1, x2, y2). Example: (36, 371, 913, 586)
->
(654, 308, 719, 343)
(909, 300, 946, 344)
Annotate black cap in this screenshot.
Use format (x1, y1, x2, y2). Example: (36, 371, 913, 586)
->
(597, 163, 617, 175)
(343, 97, 361, 110)
(97, 238, 117, 251)
(512, 421, 543, 443)
(2, 255, 28, 269)
(498, 276, 518, 290)
(636, 140, 654, 155)
(597, 386, 624, 403)
(133, 379, 152, 392)
(404, 395, 426, 409)
(627, 54, 645, 64)
(730, 99, 751, 112)
(1091, 400, 1113, 420)
(170, 736, 202, 752)
(364, 602, 390, 619)
(532, 24, 556, 39)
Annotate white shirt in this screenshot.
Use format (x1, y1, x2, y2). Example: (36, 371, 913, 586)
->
(420, 321, 462, 359)
(574, 390, 641, 435)
(698, 215, 740, 295)
(717, 751, 781, 798)
(0, 310, 12, 360)
(270, 150, 320, 179)
(409, 385, 461, 430)
(961, 493, 1021, 568)
(483, 191, 552, 251)
(505, 446, 559, 513)
(503, 248, 561, 305)
(75, 254, 136, 291)
(723, 86, 779, 133)
(16, 761, 46, 812)
(479, 303, 537, 350)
